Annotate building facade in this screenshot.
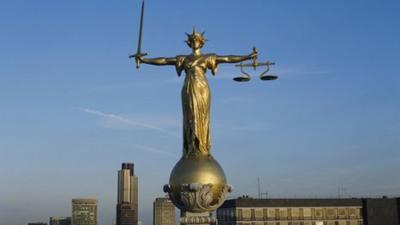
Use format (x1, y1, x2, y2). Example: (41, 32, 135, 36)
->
(116, 163, 138, 225)
(217, 198, 363, 225)
(49, 217, 71, 225)
(217, 197, 400, 225)
(361, 198, 400, 225)
(72, 198, 98, 225)
(153, 197, 176, 225)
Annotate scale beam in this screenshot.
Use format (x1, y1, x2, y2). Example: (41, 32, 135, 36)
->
(233, 58, 278, 82)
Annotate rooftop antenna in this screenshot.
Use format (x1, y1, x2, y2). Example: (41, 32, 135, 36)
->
(257, 177, 261, 198)
(338, 186, 348, 198)
(260, 191, 268, 199)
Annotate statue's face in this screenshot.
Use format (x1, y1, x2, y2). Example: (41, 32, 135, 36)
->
(185, 32, 205, 50)
(191, 39, 203, 50)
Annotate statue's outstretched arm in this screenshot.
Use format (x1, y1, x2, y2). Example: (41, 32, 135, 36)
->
(142, 57, 177, 65)
(216, 48, 257, 64)
(216, 55, 251, 64)
(132, 55, 177, 66)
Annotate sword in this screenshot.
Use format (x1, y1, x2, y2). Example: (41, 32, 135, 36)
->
(129, 0, 147, 69)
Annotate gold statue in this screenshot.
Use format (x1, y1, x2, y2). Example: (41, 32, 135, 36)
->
(129, 2, 271, 218)
(131, 28, 257, 157)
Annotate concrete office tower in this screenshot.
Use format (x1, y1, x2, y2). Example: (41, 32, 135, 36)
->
(72, 198, 98, 225)
(153, 198, 175, 225)
(49, 217, 71, 225)
(116, 163, 138, 225)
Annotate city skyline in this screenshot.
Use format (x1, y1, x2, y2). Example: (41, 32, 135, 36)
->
(1, 0, 399, 225)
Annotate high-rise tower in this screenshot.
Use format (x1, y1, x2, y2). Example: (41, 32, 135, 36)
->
(116, 163, 138, 225)
(72, 199, 98, 225)
(49, 217, 71, 225)
(153, 197, 175, 225)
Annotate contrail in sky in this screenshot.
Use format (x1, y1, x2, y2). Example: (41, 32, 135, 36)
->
(131, 144, 176, 157)
(80, 108, 175, 135)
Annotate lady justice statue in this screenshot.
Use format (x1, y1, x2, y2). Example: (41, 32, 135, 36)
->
(132, 28, 256, 224)
(132, 28, 257, 157)
(129, 2, 263, 225)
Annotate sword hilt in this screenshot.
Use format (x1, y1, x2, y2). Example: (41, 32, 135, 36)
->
(129, 52, 148, 69)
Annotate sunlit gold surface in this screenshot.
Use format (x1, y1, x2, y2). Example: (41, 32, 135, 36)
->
(135, 29, 256, 156)
(133, 29, 256, 215)
(169, 155, 227, 211)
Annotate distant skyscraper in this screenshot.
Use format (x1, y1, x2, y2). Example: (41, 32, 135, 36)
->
(153, 197, 175, 225)
(116, 163, 138, 225)
(28, 223, 47, 225)
(72, 198, 98, 225)
(49, 217, 71, 225)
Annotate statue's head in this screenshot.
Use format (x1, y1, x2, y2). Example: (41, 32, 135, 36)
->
(185, 27, 207, 50)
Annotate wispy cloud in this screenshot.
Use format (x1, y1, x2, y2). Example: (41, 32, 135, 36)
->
(131, 144, 177, 157)
(275, 66, 330, 77)
(80, 108, 178, 136)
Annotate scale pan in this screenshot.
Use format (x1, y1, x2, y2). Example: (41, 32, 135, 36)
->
(260, 75, 278, 81)
(233, 76, 250, 82)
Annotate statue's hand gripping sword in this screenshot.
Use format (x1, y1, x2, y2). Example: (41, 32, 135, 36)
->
(129, 0, 147, 69)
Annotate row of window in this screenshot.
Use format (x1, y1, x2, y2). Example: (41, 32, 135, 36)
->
(219, 221, 362, 225)
(217, 207, 362, 220)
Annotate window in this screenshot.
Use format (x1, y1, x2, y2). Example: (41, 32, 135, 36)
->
(279, 208, 288, 219)
(267, 208, 276, 219)
(243, 208, 251, 220)
(303, 208, 311, 219)
(326, 208, 337, 219)
(237, 209, 242, 220)
(337, 209, 347, 219)
(291, 208, 300, 219)
(349, 221, 358, 225)
(255, 209, 264, 219)
(314, 209, 324, 219)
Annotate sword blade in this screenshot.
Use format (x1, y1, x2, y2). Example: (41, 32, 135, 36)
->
(136, 0, 145, 55)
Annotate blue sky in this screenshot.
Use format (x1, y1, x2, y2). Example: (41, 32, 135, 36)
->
(1, 0, 400, 225)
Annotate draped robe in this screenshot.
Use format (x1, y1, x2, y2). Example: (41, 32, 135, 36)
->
(175, 54, 218, 156)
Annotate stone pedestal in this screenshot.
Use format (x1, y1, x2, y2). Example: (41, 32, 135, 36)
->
(180, 212, 216, 225)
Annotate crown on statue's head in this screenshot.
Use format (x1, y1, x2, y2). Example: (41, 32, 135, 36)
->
(185, 27, 207, 48)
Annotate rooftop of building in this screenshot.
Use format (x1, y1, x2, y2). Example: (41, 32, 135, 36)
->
(72, 198, 98, 204)
(155, 197, 172, 202)
(220, 196, 400, 208)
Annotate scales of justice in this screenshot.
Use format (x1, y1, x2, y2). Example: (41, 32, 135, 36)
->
(129, 2, 277, 225)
